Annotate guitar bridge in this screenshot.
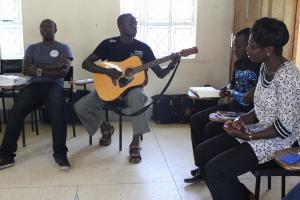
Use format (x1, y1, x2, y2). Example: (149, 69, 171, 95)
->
(118, 77, 133, 88)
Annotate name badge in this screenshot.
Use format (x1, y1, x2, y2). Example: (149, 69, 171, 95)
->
(50, 50, 59, 57)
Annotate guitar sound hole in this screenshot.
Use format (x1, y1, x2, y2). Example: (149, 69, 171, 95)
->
(124, 68, 134, 79)
(118, 77, 133, 88)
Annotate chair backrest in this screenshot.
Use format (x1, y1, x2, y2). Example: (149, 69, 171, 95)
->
(64, 66, 74, 99)
(64, 66, 73, 81)
(0, 59, 23, 74)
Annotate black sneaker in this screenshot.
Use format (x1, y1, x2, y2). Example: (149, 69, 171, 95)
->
(54, 156, 71, 170)
(0, 156, 15, 170)
(184, 173, 203, 183)
(191, 168, 200, 176)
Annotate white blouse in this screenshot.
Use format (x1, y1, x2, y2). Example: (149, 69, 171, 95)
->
(239, 61, 300, 164)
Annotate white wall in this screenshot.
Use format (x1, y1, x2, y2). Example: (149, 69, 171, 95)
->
(22, 0, 234, 97)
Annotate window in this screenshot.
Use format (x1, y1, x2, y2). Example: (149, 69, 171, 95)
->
(0, 0, 24, 59)
(120, 0, 197, 58)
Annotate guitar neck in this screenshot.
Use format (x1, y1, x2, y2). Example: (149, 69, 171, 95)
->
(133, 53, 179, 74)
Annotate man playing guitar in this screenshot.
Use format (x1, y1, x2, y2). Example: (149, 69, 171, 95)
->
(74, 13, 180, 164)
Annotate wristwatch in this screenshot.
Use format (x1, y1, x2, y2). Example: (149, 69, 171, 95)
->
(36, 68, 43, 77)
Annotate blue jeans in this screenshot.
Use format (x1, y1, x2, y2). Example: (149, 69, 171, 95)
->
(0, 82, 67, 158)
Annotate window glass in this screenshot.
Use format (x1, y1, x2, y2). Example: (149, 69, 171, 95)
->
(121, 0, 197, 58)
(0, 0, 24, 59)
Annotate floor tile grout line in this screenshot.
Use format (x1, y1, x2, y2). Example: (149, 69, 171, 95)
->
(149, 122, 183, 200)
(0, 180, 177, 190)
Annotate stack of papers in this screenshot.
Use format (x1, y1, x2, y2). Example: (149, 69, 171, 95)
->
(188, 86, 220, 98)
(0, 75, 28, 86)
(74, 78, 94, 84)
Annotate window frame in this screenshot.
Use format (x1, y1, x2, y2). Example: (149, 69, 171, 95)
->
(0, 0, 24, 59)
(120, 0, 197, 58)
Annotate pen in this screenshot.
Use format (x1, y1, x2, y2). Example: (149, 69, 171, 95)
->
(190, 89, 199, 98)
(287, 151, 300, 155)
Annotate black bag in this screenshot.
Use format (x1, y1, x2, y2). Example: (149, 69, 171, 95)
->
(64, 89, 91, 124)
(151, 94, 194, 124)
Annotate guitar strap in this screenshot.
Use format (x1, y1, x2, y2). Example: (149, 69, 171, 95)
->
(112, 60, 181, 116)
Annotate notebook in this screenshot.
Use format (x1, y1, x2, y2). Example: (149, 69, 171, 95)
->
(279, 153, 300, 164)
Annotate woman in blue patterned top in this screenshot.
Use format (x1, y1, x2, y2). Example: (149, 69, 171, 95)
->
(194, 17, 300, 200)
(185, 28, 260, 183)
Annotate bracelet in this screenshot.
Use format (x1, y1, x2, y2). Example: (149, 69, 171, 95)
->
(248, 134, 253, 141)
(36, 68, 43, 77)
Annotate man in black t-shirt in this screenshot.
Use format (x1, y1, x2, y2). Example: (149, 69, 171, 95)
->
(74, 13, 179, 164)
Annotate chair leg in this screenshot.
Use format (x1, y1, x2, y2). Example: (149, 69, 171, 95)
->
(119, 114, 122, 151)
(281, 176, 286, 199)
(21, 124, 26, 147)
(0, 111, 2, 132)
(71, 110, 76, 137)
(72, 123, 76, 138)
(89, 135, 92, 145)
(2, 97, 7, 123)
(255, 176, 261, 200)
(268, 176, 271, 189)
(34, 109, 39, 135)
(31, 112, 35, 132)
(105, 109, 109, 121)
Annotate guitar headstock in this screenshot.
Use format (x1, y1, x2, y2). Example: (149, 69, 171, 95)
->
(179, 47, 198, 57)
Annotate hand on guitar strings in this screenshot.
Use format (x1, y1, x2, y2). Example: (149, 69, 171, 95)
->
(106, 68, 123, 80)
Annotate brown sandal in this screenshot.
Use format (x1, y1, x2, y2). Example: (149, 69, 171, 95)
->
(129, 145, 142, 164)
(99, 126, 114, 146)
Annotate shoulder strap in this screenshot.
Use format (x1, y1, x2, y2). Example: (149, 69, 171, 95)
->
(114, 60, 181, 116)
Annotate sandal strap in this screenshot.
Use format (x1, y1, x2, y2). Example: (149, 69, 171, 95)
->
(129, 145, 142, 151)
(101, 127, 114, 135)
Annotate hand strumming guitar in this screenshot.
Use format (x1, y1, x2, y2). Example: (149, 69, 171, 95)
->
(106, 68, 123, 80)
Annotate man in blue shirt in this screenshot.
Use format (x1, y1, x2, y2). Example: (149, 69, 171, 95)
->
(0, 19, 73, 170)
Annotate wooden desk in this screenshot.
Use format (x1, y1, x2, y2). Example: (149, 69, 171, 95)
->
(0, 82, 27, 100)
(0, 83, 26, 90)
(273, 147, 300, 171)
(69, 79, 94, 91)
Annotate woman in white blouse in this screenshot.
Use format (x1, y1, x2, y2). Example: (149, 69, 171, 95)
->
(194, 17, 300, 200)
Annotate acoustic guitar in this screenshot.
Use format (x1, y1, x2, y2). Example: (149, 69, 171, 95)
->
(93, 47, 198, 101)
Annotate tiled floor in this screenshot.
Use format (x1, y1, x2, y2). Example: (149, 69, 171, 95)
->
(0, 122, 299, 200)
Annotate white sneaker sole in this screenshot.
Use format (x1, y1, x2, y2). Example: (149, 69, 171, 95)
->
(0, 163, 14, 169)
(59, 166, 71, 171)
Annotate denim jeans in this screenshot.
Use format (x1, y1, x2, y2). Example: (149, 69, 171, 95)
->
(0, 82, 67, 158)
